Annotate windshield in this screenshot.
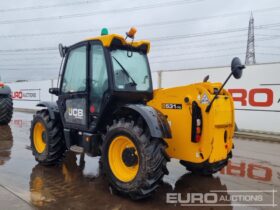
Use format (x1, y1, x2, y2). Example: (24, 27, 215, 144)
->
(111, 49, 151, 91)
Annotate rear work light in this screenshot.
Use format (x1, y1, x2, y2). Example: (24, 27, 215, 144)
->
(191, 102, 203, 143)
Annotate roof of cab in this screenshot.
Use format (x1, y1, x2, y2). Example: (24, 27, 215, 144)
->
(85, 33, 150, 53)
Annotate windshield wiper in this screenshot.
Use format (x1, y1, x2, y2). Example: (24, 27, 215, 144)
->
(112, 56, 137, 86)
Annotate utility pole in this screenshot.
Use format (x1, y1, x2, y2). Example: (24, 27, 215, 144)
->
(245, 13, 256, 65)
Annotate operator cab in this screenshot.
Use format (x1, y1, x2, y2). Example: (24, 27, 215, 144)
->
(51, 28, 153, 131)
(109, 42, 153, 102)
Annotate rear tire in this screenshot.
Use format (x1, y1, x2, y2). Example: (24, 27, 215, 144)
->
(0, 95, 13, 125)
(30, 110, 66, 165)
(101, 118, 169, 200)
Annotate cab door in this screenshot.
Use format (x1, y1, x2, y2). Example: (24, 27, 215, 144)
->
(88, 43, 109, 127)
(57, 43, 89, 130)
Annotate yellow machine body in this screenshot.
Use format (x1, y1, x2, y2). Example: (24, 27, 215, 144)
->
(86, 33, 235, 165)
(86, 33, 150, 52)
(148, 82, 235, 164)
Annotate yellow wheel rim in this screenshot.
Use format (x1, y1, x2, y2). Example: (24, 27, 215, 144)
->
(108, 136, 139, 182)
(33, 122, 47, 154)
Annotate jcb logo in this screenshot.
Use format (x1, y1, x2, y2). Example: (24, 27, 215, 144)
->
(228, 88, 274, 107)
(68, 108, 84, 119)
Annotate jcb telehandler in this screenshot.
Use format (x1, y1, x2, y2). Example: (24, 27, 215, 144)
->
(30, 28, 244, 199)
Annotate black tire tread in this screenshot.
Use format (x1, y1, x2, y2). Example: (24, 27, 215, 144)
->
(30, 109, 65, 165)
(0, 95, 13, 125)
(102, 117, 169, 200)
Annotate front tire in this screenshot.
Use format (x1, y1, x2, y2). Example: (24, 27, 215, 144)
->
(0, 95, 13, 125)
(102, 118, 169, 200)
(30, 110, 66, 165)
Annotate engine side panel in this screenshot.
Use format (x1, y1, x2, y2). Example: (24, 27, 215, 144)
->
(148, 82, 235, 164)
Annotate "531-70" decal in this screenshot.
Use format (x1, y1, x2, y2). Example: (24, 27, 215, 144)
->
(162, 103, 182, 110)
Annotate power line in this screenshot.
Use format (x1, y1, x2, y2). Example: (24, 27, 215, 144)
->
(0, 0, 204, 25)
(153, 33, 248, 45)
(256, 33, 280, 37)
(0, 47, 56, 53)
(0, 56, 58, 60)
(0, 63, 60, 67)
(1, 1, 280, 27)
(152, 40, 246, 52)
(1, 67, 59, 71)
(0, 47, 243, 62)
(262, 28, 280, 32)
(0, 23, 276, 53)
(151, 53, 246, 64)
(151, 35, 280, 51)
(1, 6, 280, 38)
(2, 46, 275, 65)
(0, 0, 112, 12)
(258, 52, 280, 56)
(150, 47, 244, 59)
(0, 0, 190, 13)
(0, 15, 248, 39)
(0, 39, 246, 55)
(0, 42, 244, 54)
(151, 50, 279, 60)
(0, 34, 277, 55)
(0, 38, 244, 54)
(151, 23, 280, 42)
(1, 51, 278, 71)
(152, 31, 279, 48)
(0, 51, 58, 55)
(0, 25, 278, 57)
(127, 29, 275, 44)
(256, 45, 280, 49)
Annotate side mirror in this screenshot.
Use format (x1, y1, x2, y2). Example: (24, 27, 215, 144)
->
(231, 57, 245, 79)
(206, 57, 245, 113)
(58, 43, 67, 58)
(49, 88, 59, 96)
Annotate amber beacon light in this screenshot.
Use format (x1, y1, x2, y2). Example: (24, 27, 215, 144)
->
(126, 27, 137, 39)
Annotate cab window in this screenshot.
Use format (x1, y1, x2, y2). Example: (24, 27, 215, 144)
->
(62, 46, 87, 93)
(111, 49, 151, 91)
(90, 45, 108, 113)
